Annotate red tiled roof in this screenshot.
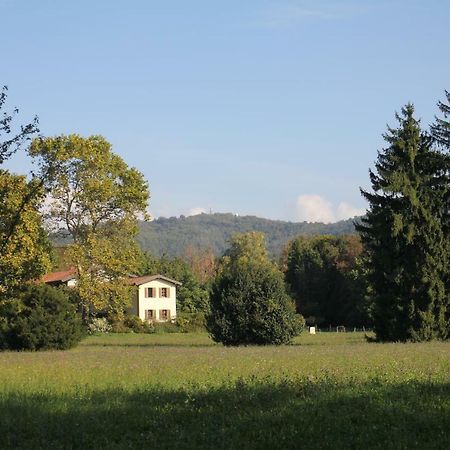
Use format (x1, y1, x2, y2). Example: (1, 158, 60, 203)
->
(126, 274, 182, 286)
(41, 268, 77, 283)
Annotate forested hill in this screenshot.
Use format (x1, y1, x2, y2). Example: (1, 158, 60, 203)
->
(137, 213, 359, 257)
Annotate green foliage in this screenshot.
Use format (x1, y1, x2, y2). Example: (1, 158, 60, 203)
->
(110, 320, 132, 333)
(152, 321, 180, 333)
(0, 88, 50, 293)
(123, 315, 155, 334)
(0, 284, 83, 350)
(135, 213, 358, 258)
(357, 104, 450, 341)
(0, 85, 39, 165)
(207, 232, 303, 345)
(284, 235, 371, 327)
(431, 90, 450, 148)
(0, 172, 52, 292)
(175, 312, 206, 332)
(109, 316, 155, 334)
(29, 135, 150, 319)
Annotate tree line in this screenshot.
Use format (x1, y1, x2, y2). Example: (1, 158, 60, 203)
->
(135, 213, 357, 258)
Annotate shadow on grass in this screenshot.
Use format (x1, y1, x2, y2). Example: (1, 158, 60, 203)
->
(1, 381, 449, 450)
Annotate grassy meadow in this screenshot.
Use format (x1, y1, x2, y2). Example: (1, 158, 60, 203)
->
(1, 332, 449, 449)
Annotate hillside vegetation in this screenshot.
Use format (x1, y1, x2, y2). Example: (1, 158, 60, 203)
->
(137, 213, 358, 257)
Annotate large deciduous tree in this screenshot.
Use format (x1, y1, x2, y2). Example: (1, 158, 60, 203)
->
(207, 232, 303, 345)
(29, 134, 150, 319)
(0, 86, 50, 292)
(0, 173, 51, 292)
(0, 85, 39, 165)
(357, 104, 450, 341)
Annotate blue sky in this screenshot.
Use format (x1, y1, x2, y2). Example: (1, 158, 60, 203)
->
(2, 0, 449, 222)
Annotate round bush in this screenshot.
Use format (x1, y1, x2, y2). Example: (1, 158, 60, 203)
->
(207, 263, 303, 345)
(0, 284, 84, 351)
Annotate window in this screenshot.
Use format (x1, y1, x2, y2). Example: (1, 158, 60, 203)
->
(159, 287, 170, 298)
(145, 287, 155, 298)
(159, 309, 170, 320)
(145, 309, 155, 321)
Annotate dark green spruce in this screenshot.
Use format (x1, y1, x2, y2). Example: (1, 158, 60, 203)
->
(431, 90, 450, 148)
(357, 104, 450, 341)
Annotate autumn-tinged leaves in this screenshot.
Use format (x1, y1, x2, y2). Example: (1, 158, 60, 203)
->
(29, 134, 150, 319)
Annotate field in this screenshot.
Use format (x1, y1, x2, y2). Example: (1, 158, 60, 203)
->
(0, 332, 449, 450)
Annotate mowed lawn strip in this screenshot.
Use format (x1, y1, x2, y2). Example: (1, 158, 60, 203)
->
(0, 333, 449, 449)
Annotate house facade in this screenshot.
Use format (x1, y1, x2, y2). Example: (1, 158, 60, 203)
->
(40, 270, 181, 323)
(127, 275, 182, 322)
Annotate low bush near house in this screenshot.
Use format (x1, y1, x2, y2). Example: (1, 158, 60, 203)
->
(176, 312, 206, 332)
(0, 284, 83, 351)
(109, 315, 155, 334)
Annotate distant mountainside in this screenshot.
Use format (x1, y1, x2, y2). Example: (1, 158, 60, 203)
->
(137, 213, 360, 258)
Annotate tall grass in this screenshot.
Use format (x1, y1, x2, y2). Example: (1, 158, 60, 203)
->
(0, 333, 449, 449)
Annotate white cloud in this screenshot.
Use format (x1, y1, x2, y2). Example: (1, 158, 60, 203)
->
(296, 195, 335, 223)
(186, 207, 208, 217)
(295, 195, 365, 223)
(336, 202, 366, 221)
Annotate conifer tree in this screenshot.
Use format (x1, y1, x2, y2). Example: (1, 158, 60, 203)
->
(357, 104, 450, 341)
(431, 90, 450, 148)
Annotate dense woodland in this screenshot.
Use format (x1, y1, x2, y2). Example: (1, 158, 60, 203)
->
(137, 213, 358, 257)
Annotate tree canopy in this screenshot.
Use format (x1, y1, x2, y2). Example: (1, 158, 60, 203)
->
(431, 90, 450, 148)
(133, 213, 358, 259)
(357, 104, 450, 341)
(0, 172, 51, 292)
(0, 86, 50, 292)
(30, 134, 150, 319)
(284, 235, 370, 327)
(207, 232, 303, 345)
(0, 85, 39, 165)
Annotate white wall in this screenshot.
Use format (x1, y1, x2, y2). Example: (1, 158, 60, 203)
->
(136, 279, 177, 322)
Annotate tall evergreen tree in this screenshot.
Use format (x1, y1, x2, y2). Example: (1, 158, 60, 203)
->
(431, 90, 450, 148)
(357, 104, 450, 341)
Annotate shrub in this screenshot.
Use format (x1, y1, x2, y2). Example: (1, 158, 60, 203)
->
(207, 264, 303, 345)
(108, 315, 156, 334)
(176, 312, 206, 333)
(141, 320, 155, 334)
(153, 320, 179, 333)
(110, 320, 132, 333)
(124, 315, 145, 332)
(87, 317, 112, 334)
(0, 284, 84, 351)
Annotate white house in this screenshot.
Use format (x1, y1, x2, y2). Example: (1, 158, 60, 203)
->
(127, 274, 182, 322)
(40, 269, 181, 323)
